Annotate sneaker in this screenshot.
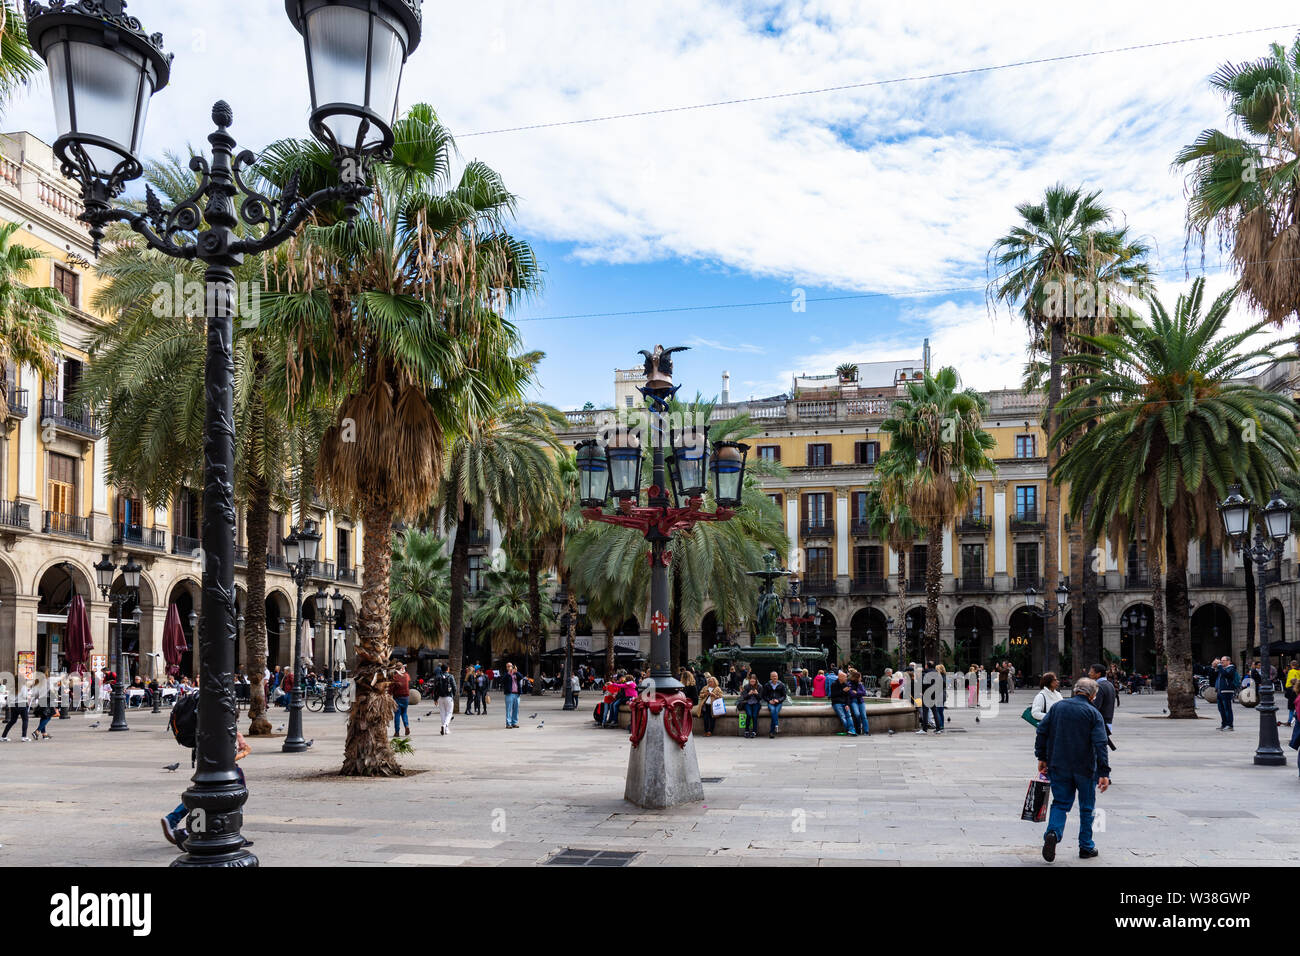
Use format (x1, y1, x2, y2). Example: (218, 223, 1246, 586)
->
(1042, 831, 1057, 863)
(1227, 726, 1234, 731)
(160, 817, 179, 846)
(0, 737, 6, 742)
(935, 729, 944, 735)
(1079, 847, 1098, 859)
(768, 732, 775, 738)
(440, 726, 445, 736)
(914, 729, 927, 735)
(20, 737, 29, 742)
(173, 828, 189, 849)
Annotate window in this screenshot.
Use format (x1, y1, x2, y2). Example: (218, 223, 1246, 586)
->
(767, 493, 783, 510)
(968, 488, 984, 519)
(624, 395, 633, 408)
(758, 445, 781, 462)
(268, 511, 284, 556)
(854, 545, 883, 580)
(117, 493, 142, 534)
(960, 543, 985, 580)
(1015, 434, 1036, 459)
(468, 555, 483, 593)
(175, 488, 200, 540)
(1015, 542, 1039, 581)
(1015, 485, 1037, 519)
(806, 443, 831, 467)
(852, 490, 869, 524)
(805, 547, 832, 582)
(854, 440, 880, 465)
(802, 493, 828, 528)
(53, 264, 79, 309)
(910, 543, 928, 575)
(337, 528, 351, 568)
(46, 452, 77, 515)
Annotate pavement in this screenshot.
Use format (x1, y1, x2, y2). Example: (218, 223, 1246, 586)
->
(2, 687, 1297, 866)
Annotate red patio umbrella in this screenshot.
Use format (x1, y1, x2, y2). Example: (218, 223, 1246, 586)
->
(163, 604, 189, 677)
(64, 593, 93, 678)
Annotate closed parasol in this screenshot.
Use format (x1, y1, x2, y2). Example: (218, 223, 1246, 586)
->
(163, 604, 189, 676)
(64, 593, 94, 677)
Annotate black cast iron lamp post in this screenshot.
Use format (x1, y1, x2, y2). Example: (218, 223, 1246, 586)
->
(575, 345, 748, 808)
(26, 0, 423, 867)
(93, 553, 140, 732)
(1219, 484, 1291, 767)
(322, 587, 343, 713)
(282, 521, 320, 754)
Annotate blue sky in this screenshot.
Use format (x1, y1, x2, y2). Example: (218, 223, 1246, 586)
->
(6, 1, 1294, 409)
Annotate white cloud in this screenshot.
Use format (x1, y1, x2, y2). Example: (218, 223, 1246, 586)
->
(685, 336, 765, 353)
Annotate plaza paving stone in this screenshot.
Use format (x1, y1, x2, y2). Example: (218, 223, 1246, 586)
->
(0, 688, 1297, 866)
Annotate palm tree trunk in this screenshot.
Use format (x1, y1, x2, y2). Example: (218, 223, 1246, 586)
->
(670, 563, 684, 674)
(1043, 323, 1063, 675)
(527, 550, 542, 681)
(605, 620, 616, 680)
(340, 497, 401, 776)
(243, 471, 272, 736)
(1068, 515, 1085, 677)
(895, 546, 906, 666)
(1081, 514, 1102, 670)
(1165, 523, 1195, 717)
(447, 501, 472, 714)
(924, 524, 942, 661)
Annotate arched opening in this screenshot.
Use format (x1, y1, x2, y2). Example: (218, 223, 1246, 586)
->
(701, 610, 718, 651)
(110, 572, 156, 683)
(849, 607, 888, 675)
(1190, 603, 1231, 664)
(816, 609, 839, 668)
(265, 591, 292, 671)
(166, 583, 198, 680)
(37, 562, 92, 675)
(1119, 603, 1155, 673)
(899, 606, 926, 665)
(953, 606, 994, 672)
(1269, 598, 1285, 646)
(1005, 607, 1036, 678)
(0, 558, 17, 674)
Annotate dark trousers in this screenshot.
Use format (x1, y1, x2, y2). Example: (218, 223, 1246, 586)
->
(474, 688, 487, 713)
(999, 683, 1009, 703)
(3, 704, 29, 738)
(1217, 691, 1234, 728)
(701, 708, 716, 734)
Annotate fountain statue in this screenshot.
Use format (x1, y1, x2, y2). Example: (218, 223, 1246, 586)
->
(706, 550, 828, 673)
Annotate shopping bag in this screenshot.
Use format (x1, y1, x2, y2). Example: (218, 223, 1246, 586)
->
(1020, 706, 1039, 728)
(712, 697, 726, 716)
(737, 712, 747, 731)
(1021, 776, 1050, 822)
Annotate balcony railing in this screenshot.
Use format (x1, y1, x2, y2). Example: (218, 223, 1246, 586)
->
(4, 384, 27, 419)
(1262, 566, 1281, 585)
(1125, 570, 1150, 588)
(235, 548, 247, 567)
(336, 565, 358, 584)
(1193, 570, 1224, 588)
(0, 498, 29, 529)
(43, 510, 89, 538)
(800, 576, 837, 595)
(40, 398, 100, 439)
(172, 533, 201, 556)
(957, 576, 995, 592)
(113, 522, 166, 551)
(800, 519, 834, 538)
(465, 528, 490, 547)
(314, 561, 336, 581)
(1010, 510, 1044, 530)
(267, 552, 287, 572)
(849, 575, 888, 594)
(959, 515, 990, 533)
(850, 518, 874, 537)
(906, 578, 927, 593)
(795, 401, 835, 420)
(1012, 575, 1044, 593)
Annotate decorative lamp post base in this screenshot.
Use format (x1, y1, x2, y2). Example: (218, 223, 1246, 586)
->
(624, 702, 704, 809)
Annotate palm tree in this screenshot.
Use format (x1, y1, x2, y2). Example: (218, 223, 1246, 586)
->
(879, 367, 997, 663)
(472, 565, 556, 661)
(860, 481, 920, 663)
(988, 184, 1151, 673)
(78, 156, 304, 737)
(440, 403, 563, 708)
(1175, 35, 1300, 343)
(1053, 278, 1300, 717)
(259, 105, 541, 775)
(0, 3, 43, 117)
(0, 220, 64, 419)
(390, 527, 451, 652)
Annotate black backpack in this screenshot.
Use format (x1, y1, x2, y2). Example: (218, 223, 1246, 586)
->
(169, 690, 199, 749)
(435, 673, 454, 698)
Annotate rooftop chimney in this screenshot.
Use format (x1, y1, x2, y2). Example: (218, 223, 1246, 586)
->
(721, 370, 730, 404)
(923, 338, 931, 373)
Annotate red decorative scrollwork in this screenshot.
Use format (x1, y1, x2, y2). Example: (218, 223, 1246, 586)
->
(628, 691, 694, 749)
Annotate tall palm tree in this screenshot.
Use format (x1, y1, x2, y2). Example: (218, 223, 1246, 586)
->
(879, 367, 997, 663)
(861, 481, 920, 663)
(988, 184, 1151, 673)
(1175, 34, 1300, 344)
(390, 527, 451, 651)
(440, 403, 563, 708)
(1054, 278, 1300, 717)
(260, 105, 540, 775)
(0, 220, 64, 419)
(472, 565, 555, 661)
(0, 2, 43, 117)
(78, 156, 303, 737)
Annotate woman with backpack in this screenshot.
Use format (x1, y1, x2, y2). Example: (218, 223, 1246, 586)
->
(1030, 672, 1062, 722)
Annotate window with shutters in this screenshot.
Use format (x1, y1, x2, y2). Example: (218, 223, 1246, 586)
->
(854, 440, 880, 465)
(1015, 434, 1036, 459)
(802, 492, 829, 532)
(854, 545, 883, 581)
(117, 492, 143, 534)
(960, 543, 985, 581)
(758, 445, 781, 462)
(175, 487, 201, 540)
(1015, 542, 1039, 581)
(468, 554, 483, 593)
(53, 265, 79, 309)
(46, 452, 77, 515)
(268, 511, 284, 556)
(805, 547, 832, 582)
(767, 493, 783, 510)
(806, 443, 831, 467)
(1015, 485, 1037, 519)
(968, 487, 984, 519)
(337, 528, 351, 568)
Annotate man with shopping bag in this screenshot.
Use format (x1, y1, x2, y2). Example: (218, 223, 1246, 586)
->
(1033, 677, 1110, 862)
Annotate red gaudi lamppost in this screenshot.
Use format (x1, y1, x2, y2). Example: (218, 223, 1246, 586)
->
(575, 346, 748, 808)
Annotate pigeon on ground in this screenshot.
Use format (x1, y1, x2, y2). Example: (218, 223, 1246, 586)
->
(88, 721, 100, 728)
(887, 729, 895, 735)
(425, 711, 434, 717)
(277, 724, 285, 732)
(528, 713, 538, 719)
(163, 762, 180, 772)
(536, 721, 545, 729)
(305, 739, 314, 748)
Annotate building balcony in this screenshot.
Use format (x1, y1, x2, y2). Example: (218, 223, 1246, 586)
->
(1010, 510, 1044, 531)
(40, 398, 100, 440)
(1262, 566, 1282, 585)
(314, 561, 336, 581)
(1125, 570, 1150, 588)
(800, 575, 837, 595)
(465, 528, 490, 548)
(800, 519, 834, 538)
(235, 547, 247, 567)
(172, 533, 200, 556)
(336, 565, 358, 584)
(906, 577, 927, 593)
(267, 552, 288, 572)
(4, 384, 28, 419)
(43, 510, 89, 539)
(0, 498, 30, 530)
(113, 522, 166, 552)
(849, 575, 888, 594)
(957, 576, 995, 593)
(1192, 570, 1224, 588)
(959, 515, 990, 534)
(1012, 575, 1044, 593)
(850, 518, 873, 537)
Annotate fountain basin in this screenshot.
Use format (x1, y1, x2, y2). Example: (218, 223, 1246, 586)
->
(616, 698, 918, 736)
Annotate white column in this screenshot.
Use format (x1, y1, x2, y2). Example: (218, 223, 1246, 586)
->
(1102, 535, 1116, 572)
(889, 544, 899, 575)
(18, 371, 37, 498)
(485, 499, 500, 555)
(785, 496, 798, 569)
(942, 527, 953, 574)
(93, 437, 108, 512)
(835, 493, 849, 575)
(993, 488, 1008, 574)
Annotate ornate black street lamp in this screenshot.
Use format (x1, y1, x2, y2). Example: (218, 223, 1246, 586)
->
(1220, 484, 1292, 766)
(25, 0, 422, 868)
(282, 521, 320, 753)
(320, 587, 344, 713)
(93, 553, 141, 732)
(550, 589, 588, 711)
(576, 346, 748, 807)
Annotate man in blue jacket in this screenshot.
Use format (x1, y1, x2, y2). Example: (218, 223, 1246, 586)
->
(1213, 656, 1238, 731)
(1034, 677, 1111, 862)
